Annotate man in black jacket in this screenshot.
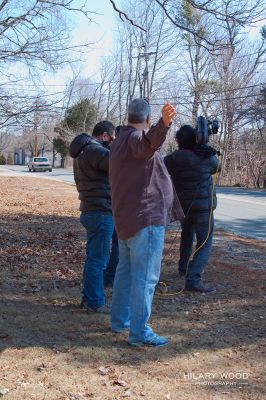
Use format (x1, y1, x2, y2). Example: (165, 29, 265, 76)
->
(69, 120, 115, 312)
(164, 125, 219, 293)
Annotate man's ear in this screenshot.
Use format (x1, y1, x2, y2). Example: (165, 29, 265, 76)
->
(146, 114, 151, 127)
(102, 132, 108, 141)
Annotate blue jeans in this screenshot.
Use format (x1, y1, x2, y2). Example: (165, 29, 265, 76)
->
(111, 225, 165, 344)
(104, 229, 119, 287)
(179, 213, 214, 288)
(80, 211, 114, 308)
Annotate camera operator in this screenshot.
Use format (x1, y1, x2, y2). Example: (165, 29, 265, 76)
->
(164, 125, 220, 293)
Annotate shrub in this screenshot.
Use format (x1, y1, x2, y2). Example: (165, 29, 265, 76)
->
(0, 154, 6, 165)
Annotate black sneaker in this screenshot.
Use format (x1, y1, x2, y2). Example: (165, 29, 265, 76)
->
(186, 284, 216, 293)
(80, 298, 110, 314)
(86, 304, 110, 314)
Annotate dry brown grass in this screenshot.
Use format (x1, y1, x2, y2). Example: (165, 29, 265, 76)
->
(0, 177, 265, 400)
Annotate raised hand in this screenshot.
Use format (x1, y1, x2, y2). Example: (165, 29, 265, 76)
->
(162, 101, 177, 127)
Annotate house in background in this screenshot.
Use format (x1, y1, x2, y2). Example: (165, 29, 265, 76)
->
(14, 148, 63, 167)
(14, 148, 26, 165)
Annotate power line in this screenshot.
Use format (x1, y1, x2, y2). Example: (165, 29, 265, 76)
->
(150, 92, 264, 106)
(0, 90, 263, 115)
(1, 82, 265, 105)
(1, 51, 265, 90)
(11, 91, 264, 110)
(151, 83, 266, 100)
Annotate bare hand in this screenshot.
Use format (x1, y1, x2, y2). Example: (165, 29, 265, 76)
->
(162, 102, 176, 126)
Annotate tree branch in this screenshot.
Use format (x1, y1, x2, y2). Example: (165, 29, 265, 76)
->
(109, 0, 146, 32)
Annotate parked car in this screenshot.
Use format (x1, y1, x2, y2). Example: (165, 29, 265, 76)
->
(28, 157, 52, 172)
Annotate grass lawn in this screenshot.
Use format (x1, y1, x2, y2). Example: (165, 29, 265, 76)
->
(0, 176, 265, 400)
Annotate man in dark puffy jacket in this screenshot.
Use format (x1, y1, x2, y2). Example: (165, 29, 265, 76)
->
(164, 125, 220, 293)
(69, 120, 115, 313)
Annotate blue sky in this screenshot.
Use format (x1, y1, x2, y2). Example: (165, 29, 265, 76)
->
(43, 0, 117, 87)
(76, 0, 117, 75)
(35, 1, 266, 91)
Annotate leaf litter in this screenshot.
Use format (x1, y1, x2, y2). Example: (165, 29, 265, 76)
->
(0, 176, 265, 400)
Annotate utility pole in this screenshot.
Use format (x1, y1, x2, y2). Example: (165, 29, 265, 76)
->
(129, 35, 157, 102)
(140, 47, 157, 102)
(33, 98, 40, 157)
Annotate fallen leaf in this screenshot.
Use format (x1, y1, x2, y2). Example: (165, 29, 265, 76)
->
(113, 380, 127, 387)
(37, 363, 56, 371)
(122, 389, 131, 397)
(98, 366, 110, 375)
(0, 389, 9, 397)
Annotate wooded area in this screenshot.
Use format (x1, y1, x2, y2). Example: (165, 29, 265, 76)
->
(0, 0, 265, 187)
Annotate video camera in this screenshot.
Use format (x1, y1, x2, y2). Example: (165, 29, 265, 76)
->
(196, 116, 219, 145)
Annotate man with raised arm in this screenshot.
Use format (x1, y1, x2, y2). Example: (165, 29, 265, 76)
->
(109, 99, 184, 347)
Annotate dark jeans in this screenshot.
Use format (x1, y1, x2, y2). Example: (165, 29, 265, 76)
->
(80, 211, 114, 308)
(179, 213, 214, 288)
(104, 228, 119, 287)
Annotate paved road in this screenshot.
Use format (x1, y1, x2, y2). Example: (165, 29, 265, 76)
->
(0, 164, 75, 184)
(215, 187, 265, 241)
(1, 165, 265, 240)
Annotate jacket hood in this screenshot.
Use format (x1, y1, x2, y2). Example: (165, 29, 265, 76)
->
(193, 144, 217, 159)
(69, 133, 94, 158)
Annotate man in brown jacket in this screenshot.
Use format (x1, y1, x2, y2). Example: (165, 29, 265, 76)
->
(110, 99, 183, 347)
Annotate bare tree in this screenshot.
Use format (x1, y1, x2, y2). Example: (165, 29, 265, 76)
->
(0, 1, 94, 70)
(211, 14, 266, 184)
(97, 0, 181, 123)
(109, 0, 266, 50)
(0, 1, 96, 130)
(0, 129, 13, 155)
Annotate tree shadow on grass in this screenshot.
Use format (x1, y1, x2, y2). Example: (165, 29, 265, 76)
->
(0, 292, 265, 365)
(0, 213, 265, 368)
